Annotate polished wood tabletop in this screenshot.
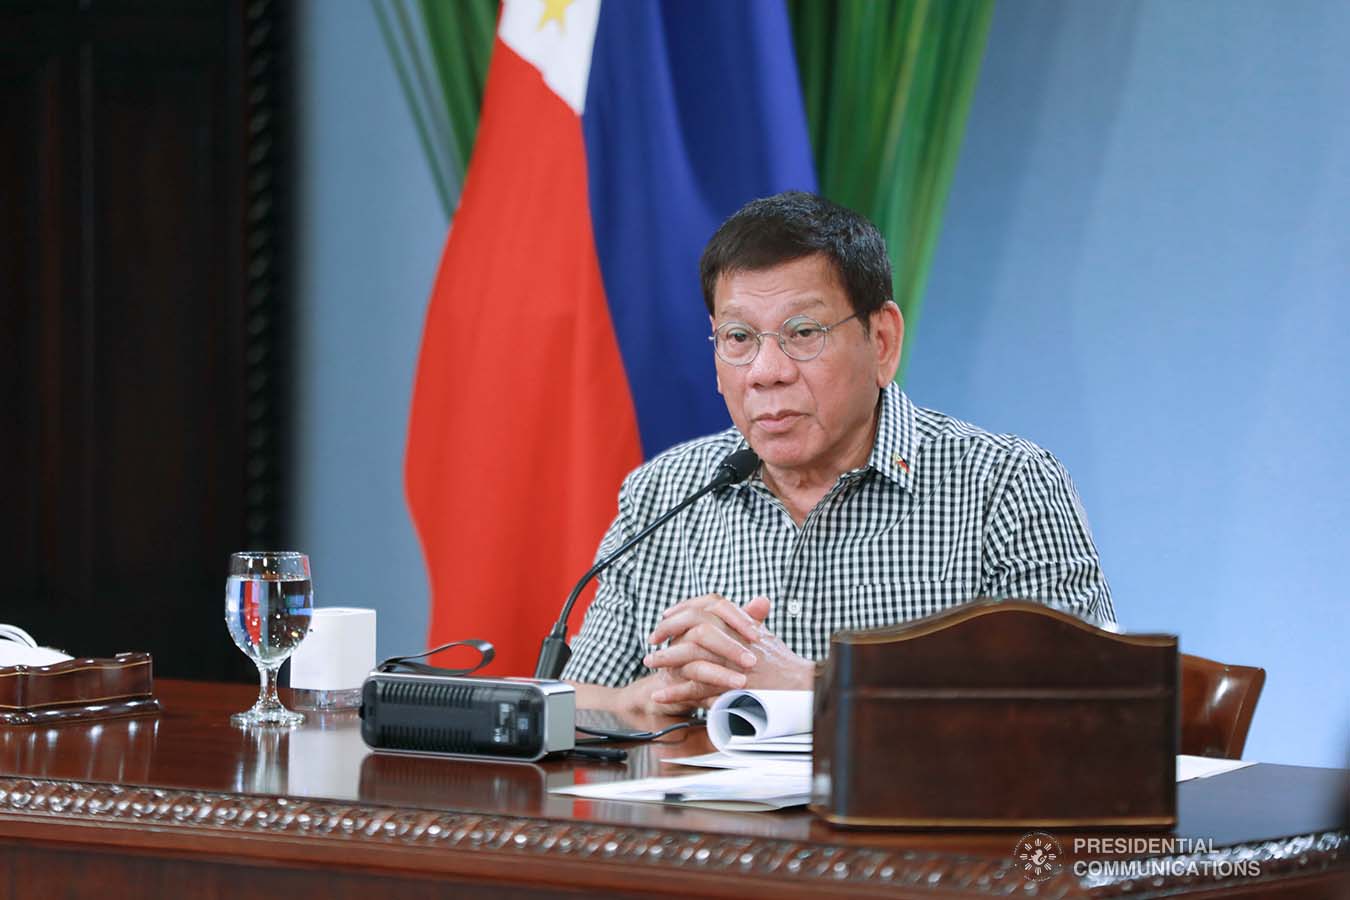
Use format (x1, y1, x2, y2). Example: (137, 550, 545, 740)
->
(0, 679, 1346, 899)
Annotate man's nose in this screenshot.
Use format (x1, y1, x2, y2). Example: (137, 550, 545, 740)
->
(747, 334, 798, 386)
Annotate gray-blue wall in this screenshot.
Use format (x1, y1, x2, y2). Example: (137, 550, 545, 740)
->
(292, 0, 436, 661)
(908, 0, 1350, 766)
(293, 0, 1348, 765)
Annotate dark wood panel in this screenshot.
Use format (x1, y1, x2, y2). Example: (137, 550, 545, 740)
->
(86, 15, 240, 673)
(0, 843, 622, 900)
(0, 46, 67, 603)
(0, 14, 84, 615)
(0, 0, 288, 681)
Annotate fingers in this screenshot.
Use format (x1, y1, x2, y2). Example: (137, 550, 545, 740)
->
(644, 631, 755, 672)
(744, 595, 771, 623)
(695, 600, 766, 644)
(649, 596, 764, 646)
(650, 675, 734, 707)
(653, 593, 725, 637)
(679, 658, 748, 689)
(647, 609, 712, 646)
(650, 620, 756, 667)
(623, 672, 705, 717)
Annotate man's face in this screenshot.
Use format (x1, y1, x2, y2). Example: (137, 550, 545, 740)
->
(711, 254, 902, 483)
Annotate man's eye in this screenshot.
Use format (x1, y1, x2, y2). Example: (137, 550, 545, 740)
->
(789, 324, 821, 340)
(724, 328, 752, 344)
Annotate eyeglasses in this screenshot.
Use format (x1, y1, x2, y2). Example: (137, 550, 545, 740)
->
(709, 313, 861, 366)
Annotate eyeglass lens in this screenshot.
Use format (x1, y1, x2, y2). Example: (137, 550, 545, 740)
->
(714, 316, 829, 364)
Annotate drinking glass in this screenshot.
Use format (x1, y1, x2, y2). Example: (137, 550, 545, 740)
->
(224, 551, 314, 726)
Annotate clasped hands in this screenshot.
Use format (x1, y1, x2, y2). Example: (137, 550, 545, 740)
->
(622, 594, 813, 716)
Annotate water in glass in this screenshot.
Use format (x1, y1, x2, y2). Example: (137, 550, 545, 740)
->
(225, 576, 312, 666)
(225, 551, 313, 726)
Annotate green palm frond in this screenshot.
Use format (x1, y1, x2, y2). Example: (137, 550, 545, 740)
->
(790, 0, 995, 382)
(373, 0, 497, 220)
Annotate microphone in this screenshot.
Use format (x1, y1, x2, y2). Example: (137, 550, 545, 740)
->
(533, 447, 761, 679)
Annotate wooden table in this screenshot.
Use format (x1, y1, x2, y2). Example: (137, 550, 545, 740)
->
(0, 680, 1344, 898)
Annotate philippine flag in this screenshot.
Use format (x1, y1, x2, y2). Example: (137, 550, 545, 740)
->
(405, 0, 816, 676)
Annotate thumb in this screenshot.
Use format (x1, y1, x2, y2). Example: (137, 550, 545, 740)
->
(744, 595, 772, 623)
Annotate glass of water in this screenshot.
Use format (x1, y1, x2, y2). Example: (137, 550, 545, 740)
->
(225, 551, 314, 726)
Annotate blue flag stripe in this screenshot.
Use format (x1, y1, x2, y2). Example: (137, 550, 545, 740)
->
(581, 0, 818, 457)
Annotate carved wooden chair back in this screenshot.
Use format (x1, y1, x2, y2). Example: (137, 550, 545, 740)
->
(1180, 653, 1266, 759)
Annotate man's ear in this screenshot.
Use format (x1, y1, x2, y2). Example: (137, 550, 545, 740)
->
(872, 302, 904, 386)
(711, 314, 724, 395)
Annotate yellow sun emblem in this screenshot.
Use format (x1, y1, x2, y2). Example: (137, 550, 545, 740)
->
(536, 0, 574, 32)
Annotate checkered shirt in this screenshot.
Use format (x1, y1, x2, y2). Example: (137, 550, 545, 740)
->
(561, 384, 1115, 687)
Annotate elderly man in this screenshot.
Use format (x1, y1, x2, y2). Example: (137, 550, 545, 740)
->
(563, 192, 1113, 715)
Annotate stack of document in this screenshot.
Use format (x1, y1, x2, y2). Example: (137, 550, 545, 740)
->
(550, 767, 810, 812)
(551, 690, 816, 812)
(707, 689, 813, 755)
(664, 688, 815, 776)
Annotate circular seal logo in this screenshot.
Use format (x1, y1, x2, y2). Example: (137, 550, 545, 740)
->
(1014, 831, 1063, 882)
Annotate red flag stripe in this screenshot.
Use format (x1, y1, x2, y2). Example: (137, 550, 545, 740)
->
(405, 39, 643, 676)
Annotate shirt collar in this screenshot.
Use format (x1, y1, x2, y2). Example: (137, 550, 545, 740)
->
(864, 383, 917, 490)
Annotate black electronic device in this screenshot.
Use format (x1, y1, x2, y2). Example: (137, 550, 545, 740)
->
(359, 670, 575, 763)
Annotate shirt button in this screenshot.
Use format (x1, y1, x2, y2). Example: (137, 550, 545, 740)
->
(787, 599, 803, 617)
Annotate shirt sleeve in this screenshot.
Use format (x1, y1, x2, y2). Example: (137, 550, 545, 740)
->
(560, 478, 647, 687)
(981, 448, 1116, 626)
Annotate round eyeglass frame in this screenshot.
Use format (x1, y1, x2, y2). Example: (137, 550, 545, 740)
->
(708, 312, 861, 366)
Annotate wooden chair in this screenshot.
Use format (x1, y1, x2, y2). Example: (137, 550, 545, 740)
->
(1180, 653, 1266, 758)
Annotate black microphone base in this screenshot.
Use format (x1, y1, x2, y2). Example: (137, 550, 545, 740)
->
(534, 635, 572, 680)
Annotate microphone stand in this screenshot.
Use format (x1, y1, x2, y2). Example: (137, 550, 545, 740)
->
(534, 449, 758, 679)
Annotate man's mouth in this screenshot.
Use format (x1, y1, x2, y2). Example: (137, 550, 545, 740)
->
(753, 411, 803, 433)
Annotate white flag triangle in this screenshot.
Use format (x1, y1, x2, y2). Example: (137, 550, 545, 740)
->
(499, 0, 602, 115)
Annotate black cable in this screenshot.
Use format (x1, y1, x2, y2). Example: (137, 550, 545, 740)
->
(376, 639, 494, 677)
(566, 746, 628, 762)
(575, 720, 702, 742)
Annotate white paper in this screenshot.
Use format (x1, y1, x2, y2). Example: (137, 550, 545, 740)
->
(727, 733, 812, 752)
(596, 753, 1248, 810)
(673, 752, 1256, 783)
(551, 767, 810, 812)
(708, 689, 813, 754)
(664, 751, 813, 776)
(1176, 754, 1256, 782)
(0, 643, 73, 667)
